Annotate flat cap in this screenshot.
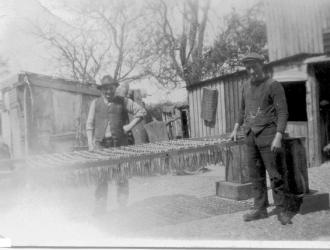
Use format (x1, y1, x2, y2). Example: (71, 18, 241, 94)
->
(241, 52, 265, 64)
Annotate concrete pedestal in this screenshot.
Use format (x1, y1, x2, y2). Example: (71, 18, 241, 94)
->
(216, 181, 253, 200)
(299, 190, 330, 214)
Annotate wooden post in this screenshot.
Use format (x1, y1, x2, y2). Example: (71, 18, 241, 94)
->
(306, 65, 322, 167)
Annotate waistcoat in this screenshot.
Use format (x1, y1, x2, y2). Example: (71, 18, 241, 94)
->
(94, 96, 128, 145)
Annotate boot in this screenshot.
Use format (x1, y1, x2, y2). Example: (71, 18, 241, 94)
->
(277, 211, 296, 225)
(243, 209, 268, 222)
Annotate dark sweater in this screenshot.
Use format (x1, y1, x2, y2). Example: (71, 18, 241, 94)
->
(237, 77, 288, 135)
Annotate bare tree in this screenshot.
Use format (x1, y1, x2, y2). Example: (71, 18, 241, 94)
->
(32, 15, 112, 83)
(33, 0, 154, 84)
(33, 0, 210, 87)
(145, 0, 211, 87)
(83, 0, 155, 82)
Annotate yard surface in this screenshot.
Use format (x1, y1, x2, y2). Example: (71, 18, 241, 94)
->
(0, 162, 330, 248)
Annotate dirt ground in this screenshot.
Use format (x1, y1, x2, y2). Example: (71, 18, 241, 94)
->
(0, 163, 330, 247)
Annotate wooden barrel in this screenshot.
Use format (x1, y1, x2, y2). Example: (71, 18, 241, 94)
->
(224, 140, 250, 184)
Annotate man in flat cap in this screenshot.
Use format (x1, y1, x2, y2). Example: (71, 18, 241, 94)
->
(86, 75, 146, 215)
(230, 52, 296, 225)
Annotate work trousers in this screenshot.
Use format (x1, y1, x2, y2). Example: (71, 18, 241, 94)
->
(94, 137, 129, 212)
(246, 126, 287, 210)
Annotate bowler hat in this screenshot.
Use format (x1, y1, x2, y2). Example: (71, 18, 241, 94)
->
(97, 75, 119, 89)
(241, 52, 265, 64)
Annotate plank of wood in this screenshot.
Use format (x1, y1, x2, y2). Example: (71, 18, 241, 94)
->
(307, 71, 322, 167)
(200, 87, 208, 137)
(233, 77, 239, 129)
(189, 91, 195, 137)
(224, 80, 230, 133)
(198, 87, 204, 137)
(219, 82, 226, 134)
(306, 73, 314, 168)
(228, 78, 235, 132)
(213, 82, 220, 136)
(195, 88, 201, 137)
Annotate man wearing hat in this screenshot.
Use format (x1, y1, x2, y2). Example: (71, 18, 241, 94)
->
(86, 75, 146, 215)
(230, 52, 295, 225)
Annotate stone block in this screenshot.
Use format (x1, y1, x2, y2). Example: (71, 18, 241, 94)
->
(299, 190, 329, 215)
(216, 181, 253, 200)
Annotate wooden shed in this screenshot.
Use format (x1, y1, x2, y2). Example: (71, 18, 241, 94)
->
(186, 0, 330, 168)
(187, 53, 330, 168)
(265, 0, 330, 61)
(0, 72, 100, 158)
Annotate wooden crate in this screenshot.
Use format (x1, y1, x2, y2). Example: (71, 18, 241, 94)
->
(224, 141, 250, 184)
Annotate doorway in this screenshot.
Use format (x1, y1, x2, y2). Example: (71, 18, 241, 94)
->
(314, 62, 330, 161)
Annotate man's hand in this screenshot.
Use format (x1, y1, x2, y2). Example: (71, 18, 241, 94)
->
(123, 124, 131, 134)
(271, 132, 283, 153)
(230, 123, 240, 142)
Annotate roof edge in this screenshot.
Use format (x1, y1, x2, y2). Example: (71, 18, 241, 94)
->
(187, 53, 322, 90)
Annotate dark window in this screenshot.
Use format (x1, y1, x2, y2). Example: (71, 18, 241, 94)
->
(281, 82, 307, 122)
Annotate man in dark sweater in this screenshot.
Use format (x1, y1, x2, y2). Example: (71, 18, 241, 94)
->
(86, 75, 146, 215)
(230, 52, 295, 225)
